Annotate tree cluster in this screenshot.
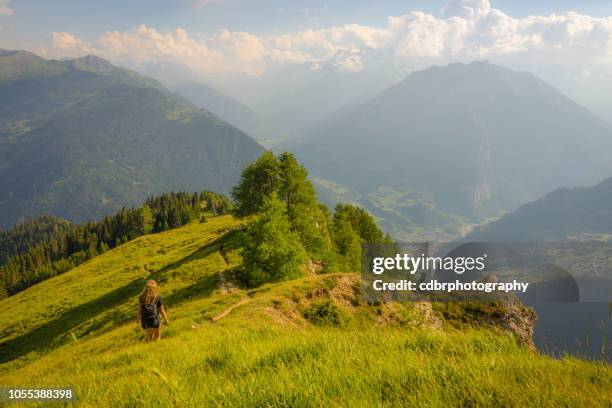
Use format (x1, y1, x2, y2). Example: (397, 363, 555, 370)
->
(233, 151, 391, 287)
(0, 191, 231, 298)
(0, 216, 72, 266)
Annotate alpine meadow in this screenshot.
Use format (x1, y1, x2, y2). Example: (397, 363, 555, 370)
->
(1, 152, 610, 407)
(1, 1, 612, 406)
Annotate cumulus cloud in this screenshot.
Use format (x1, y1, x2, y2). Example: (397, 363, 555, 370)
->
(0, 0, 15, 16)
(43, 0, 612, 77)
(51, 32, 96, 56)
(441, 0, 491, 19)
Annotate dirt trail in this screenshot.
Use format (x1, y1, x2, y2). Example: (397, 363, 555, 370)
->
(217, 245, 236, 294)
(212, 245, 250, 322)
(211, 296, 250, 322)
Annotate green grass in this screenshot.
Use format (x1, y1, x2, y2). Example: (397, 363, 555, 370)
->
(0, 215, 610, 407)
(0, 215, 244, 365)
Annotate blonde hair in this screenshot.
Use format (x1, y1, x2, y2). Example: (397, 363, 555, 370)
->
(139, 280, 160, 305)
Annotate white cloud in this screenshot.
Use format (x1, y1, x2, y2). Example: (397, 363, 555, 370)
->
(0, 0, 15, 16)
(51, 32, 96, 56)
(442, 0, 491, 19)
(43, 0, 612, 77)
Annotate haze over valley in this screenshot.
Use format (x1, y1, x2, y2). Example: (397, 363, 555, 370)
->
(2, 0, 612, 258)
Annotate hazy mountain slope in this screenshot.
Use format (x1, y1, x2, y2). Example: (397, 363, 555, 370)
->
(172, 82, 285, 146)
(312, 177, 471, 241)
(465, 176, 612, 241)
(222, 54, 400, 137)
(296, 62, 612, 226)
(0, 50, 263, 227)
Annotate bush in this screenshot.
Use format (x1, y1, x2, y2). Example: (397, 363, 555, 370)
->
(303, 300, 350, 327)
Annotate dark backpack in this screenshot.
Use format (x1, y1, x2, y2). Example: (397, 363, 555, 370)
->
(141, 297, 159, 320)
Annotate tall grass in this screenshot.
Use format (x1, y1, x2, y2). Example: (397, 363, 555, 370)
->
(2, 322, 610, 407)
(0, 216, 610, 407)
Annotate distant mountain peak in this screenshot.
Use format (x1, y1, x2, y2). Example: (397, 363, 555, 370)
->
(0, 49, 39, 58)
(296, 62, 612, 238)
(307, 49, 365, 74)
(0, 50, 264, 227)
(69, 54, 116, 73)
(408, 60, 509, 78)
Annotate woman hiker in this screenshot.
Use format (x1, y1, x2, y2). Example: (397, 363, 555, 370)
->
(136, 280, 170, 341)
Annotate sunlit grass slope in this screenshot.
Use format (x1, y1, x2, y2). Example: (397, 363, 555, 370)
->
(0, 215, 610, 407)
(0, 215, 245, 365)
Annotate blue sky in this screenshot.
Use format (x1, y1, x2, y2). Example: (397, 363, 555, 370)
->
(3, 0, 612, 48)
(2, 0, 612, 80)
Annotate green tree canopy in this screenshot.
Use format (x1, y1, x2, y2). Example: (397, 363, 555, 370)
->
(232, 151, 280, 217)
(333, 204, 390, 244)
(331, 204, 393, 271)
(139, 204, 154, 235)
(233, 152, 393, 285)
(240, 194, 306, 287)
(233, 151, 332, 259)
(332, 214, 362, 272)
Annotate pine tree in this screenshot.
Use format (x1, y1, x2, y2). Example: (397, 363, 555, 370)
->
(277, 152, 332, 256)
(278, 152, 317, 222)
(333, 204, 389, 244)
(241, 194, 306, 287)
(332, 214, 362, 271)
(139, 204, 154, 235)
(232, 151, 280, 216)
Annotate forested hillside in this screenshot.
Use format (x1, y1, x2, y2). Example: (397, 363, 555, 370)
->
(0, 50, 263, 228)
(0, 216, 72, 265)
(0, 151, 389, 299)
(172, 82, 285, 146)
(0, 191, 231, 298)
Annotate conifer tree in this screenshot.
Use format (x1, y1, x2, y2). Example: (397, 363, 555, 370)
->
(232, 151, 280, 216)
(332, 214, 362, 271)
(139, 204, 154, 235)
(278, 152, 332, 257)
(241, 194, 306, 287)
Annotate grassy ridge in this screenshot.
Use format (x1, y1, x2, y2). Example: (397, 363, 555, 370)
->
(0, 215, 244, 365)
(0, 215, 610, 407)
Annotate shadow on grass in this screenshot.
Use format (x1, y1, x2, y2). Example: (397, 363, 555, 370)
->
(161, 230, 245, 313)
(0, 278, 146, 363)
(152, 229, 242, 285)
(164, 273, 218, 306)
(0, 229, 243, 364)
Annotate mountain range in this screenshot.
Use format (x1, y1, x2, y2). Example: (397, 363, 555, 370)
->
(220, 51, 401, 138)
(171, 82, 285, 147)
(464, 176, 612, 241)
(0, 50, 263, 228)
(295, 61, 612, 238)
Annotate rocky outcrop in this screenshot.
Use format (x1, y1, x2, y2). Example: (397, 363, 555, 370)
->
(264, 273, 536, 347)
(433, 296, 537, 348)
